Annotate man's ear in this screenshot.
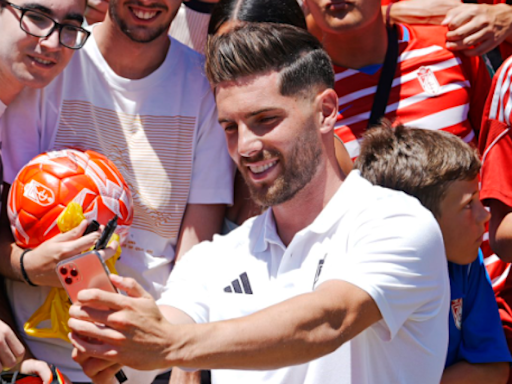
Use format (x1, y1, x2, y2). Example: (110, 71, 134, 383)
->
(317, 88, 338, 134)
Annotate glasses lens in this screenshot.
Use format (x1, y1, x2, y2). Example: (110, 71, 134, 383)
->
(61, 26, 87, 49)
(21, 10, 53, 37)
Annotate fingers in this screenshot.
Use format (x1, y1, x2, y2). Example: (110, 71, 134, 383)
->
(68, 315, 127, 347)
(442, 4, 476, 28)
(72, 348, 121, 384)
(75, 287, 126, 311)
(19, 359, 52, 384)
(109, 275, 152, 299)
(98, 241, 119, 262)
(69, 330, 120, 360)
(0, 322, 25, 370)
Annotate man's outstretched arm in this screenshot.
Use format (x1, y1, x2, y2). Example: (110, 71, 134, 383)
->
(68, 275, 381, 373)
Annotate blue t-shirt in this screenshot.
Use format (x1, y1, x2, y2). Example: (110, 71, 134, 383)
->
(447, 250, 512, 367)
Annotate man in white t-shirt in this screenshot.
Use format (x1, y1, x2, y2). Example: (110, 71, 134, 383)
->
(68, 23, 449, 384)
(0, 0, 233, 382)
(0, 0, 93, 381)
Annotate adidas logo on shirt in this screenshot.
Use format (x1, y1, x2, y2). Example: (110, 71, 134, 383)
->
(224, 272, 253, 294)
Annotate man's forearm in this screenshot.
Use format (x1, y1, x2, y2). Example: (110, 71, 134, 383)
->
(0, 182, 24, 282)
(163, 280, 381, 370)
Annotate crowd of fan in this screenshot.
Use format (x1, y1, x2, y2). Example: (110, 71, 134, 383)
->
(1, 0, 512, 383)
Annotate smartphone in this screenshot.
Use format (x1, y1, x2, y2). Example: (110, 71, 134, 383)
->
(56, 252, 128, 383)
(56, 250, 117, 304)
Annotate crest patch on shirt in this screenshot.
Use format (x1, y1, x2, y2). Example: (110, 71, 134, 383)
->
(417, 66, 441, 96)
(451, 298, 463, 330)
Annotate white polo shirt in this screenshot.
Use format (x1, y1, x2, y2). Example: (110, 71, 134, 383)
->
(159, 171, 450, 384)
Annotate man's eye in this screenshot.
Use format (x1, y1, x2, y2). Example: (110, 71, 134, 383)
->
(260, 116, 277, 124)
(224, 124, 237, 132)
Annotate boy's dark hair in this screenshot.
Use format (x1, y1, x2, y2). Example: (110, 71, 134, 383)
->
(355, 121, 481, 217)
(208, 0, 307, 35)
(205, 23, 334, 98)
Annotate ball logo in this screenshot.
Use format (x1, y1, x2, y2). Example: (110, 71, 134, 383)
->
(23, 180, 55, 206)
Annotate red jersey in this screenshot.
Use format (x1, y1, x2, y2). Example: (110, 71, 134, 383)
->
(480, 57, 512, 364)
(480, 56, 512, 294)
(334, 24, 490, 158)
(383, 0, 512, 59)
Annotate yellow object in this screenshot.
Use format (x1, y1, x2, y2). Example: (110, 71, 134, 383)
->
(24, 203, 122, 342)
(56, 202, 85, 233)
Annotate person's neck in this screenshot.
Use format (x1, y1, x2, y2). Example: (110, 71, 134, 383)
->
(323, 19, 388, 69)
(272, 153, 344, 247)
(0, 71, 23, 106)
(94, 15, 171, 80)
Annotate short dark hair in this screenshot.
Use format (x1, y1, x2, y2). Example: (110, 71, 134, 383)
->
(208, 0, 307, 35)
(355, 122, 481, 217)
(205, 23, 334, 98)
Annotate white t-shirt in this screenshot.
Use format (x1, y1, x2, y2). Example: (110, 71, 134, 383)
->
(0, 100, 6, 118)
(159, 171, 449, 384)
(1, 29, 234, 382)
(169, 2, 212, 54)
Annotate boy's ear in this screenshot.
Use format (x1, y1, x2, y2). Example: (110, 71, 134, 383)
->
(317, 88, 338, 134)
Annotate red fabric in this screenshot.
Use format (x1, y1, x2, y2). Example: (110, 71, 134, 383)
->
(382, 0, 512, 58)
(479, 57, 512, 381)
(334, 24, 490, 158)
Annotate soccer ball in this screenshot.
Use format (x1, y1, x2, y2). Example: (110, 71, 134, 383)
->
(8, 149, 133, 249)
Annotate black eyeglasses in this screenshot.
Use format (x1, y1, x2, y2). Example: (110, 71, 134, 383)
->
(1, 0, 90, 49)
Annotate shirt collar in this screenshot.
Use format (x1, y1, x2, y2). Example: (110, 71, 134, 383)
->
(252, 171, 372, 250)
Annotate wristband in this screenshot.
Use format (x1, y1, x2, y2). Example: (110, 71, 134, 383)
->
(20, 248, 37, 287)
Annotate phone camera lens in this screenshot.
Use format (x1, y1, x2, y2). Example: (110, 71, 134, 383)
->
(60, 267, 68, 275)
(70, 269, 78, 277)
(65, 277, 72, 285)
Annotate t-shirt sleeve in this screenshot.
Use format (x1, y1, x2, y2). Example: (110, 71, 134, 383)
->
(187, 88, 235, 205)
(1, 88, 46, 184)
(316, 197, 448, 340)
(157, 241, 212, 324)
(479, 57, 512, 207)
(457, 254, 512, 364)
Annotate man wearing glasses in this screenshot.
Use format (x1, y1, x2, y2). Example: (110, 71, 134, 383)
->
(0, 0, 233, 383)
(0, 0, 87, 382)
(0, 0, 89, 112)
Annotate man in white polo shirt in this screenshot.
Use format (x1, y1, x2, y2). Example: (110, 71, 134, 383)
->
(68, 23, 449, 384)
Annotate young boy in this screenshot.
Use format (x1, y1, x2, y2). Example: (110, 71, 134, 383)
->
(355, 123, 512, 383)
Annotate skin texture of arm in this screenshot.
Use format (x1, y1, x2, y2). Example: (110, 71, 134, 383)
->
(383, 0, 512, 56)
(441, 361, 509, 384)
(174, 203, 226, 261)
(68, 276, 381, 376)
(488, 199, 512, 263)
(384, 0, 461, 26)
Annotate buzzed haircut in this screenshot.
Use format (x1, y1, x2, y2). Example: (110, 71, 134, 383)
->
(205, 23, 334, 98)
(355, 122, 481, 218)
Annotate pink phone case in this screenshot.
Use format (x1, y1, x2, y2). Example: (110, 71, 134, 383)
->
(56, 251, 117, 303)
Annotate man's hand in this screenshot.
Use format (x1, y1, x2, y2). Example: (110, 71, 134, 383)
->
(443, 3, 512, 56)
(86, 0, 108, 25)
(68, 275, 173, 371)
(0, 320, 24, 371)
(22, 220, 116, 287)
(18, 359, 73, 384)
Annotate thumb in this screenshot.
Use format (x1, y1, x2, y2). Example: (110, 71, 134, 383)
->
(110, 275, 152, 299)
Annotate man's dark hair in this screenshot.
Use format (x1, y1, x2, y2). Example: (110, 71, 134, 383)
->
(208, 0, 307, 35)
(205, 23, 334, 98)
(355, 121, 481, 218)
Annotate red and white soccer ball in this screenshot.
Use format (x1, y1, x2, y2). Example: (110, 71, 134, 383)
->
(8, 149, 133, 249)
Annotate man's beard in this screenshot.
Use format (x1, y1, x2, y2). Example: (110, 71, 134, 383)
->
(109, 1, 169, 43)
(240, 125, 322, 208)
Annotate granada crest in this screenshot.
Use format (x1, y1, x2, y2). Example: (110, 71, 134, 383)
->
(23, 179, 55, 206)
(451, 298, 463, 330)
